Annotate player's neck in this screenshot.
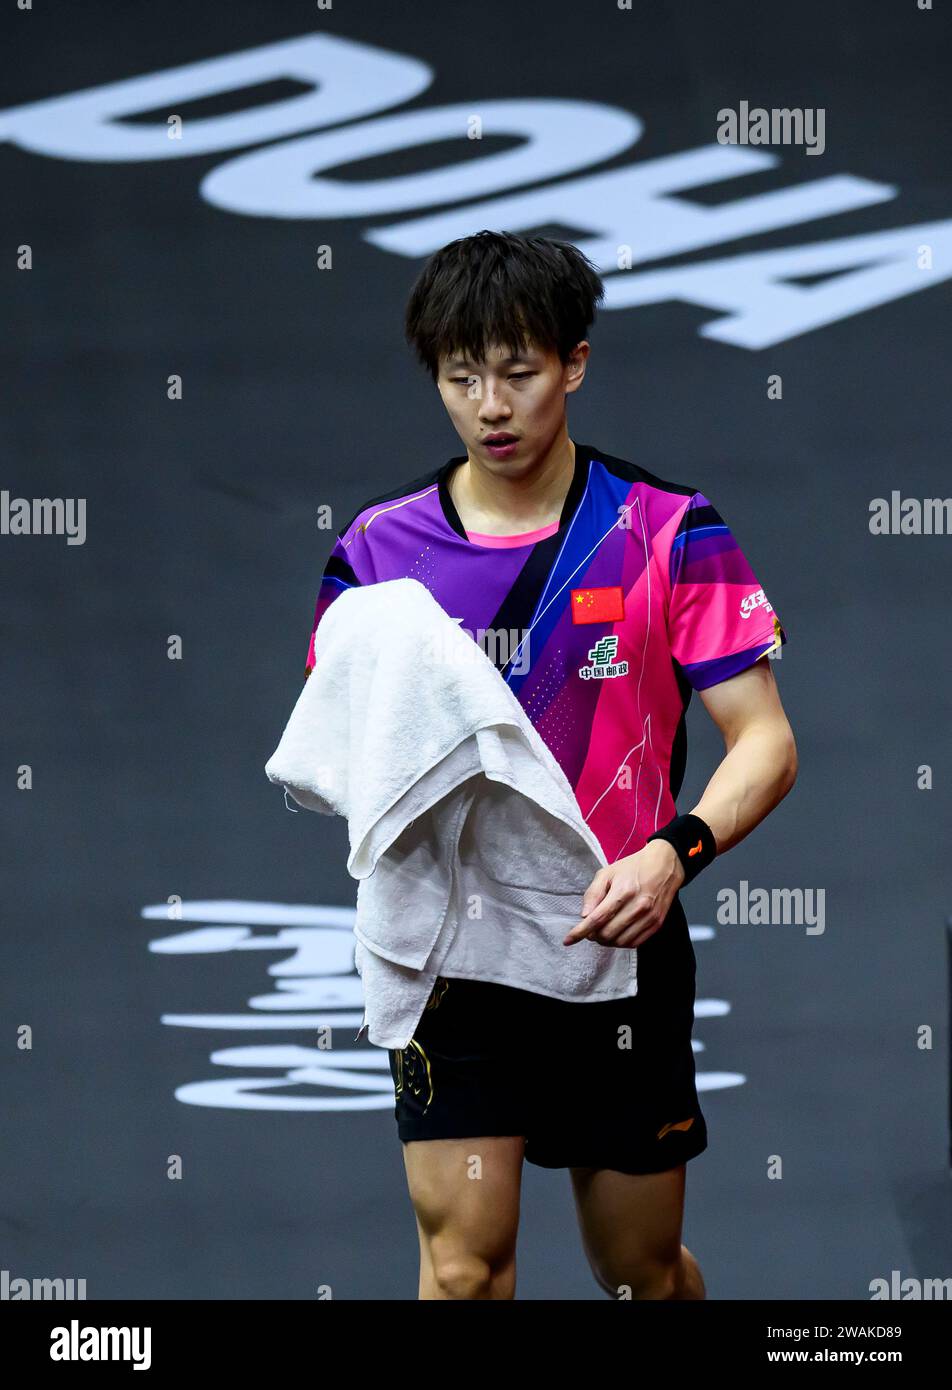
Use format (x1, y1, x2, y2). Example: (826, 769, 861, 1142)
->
(450, 430, 576, 536)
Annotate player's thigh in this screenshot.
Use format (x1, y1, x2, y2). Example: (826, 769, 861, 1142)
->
(569, 1162, 686, 1290)
(401, 1134, 525, 1268)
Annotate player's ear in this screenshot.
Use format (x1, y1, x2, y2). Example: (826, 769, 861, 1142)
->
(564, 342, 590, 394)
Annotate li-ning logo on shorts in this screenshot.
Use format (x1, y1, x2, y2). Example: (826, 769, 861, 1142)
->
(657, 1117, 696, 1139)
(578, 634, 629, 680)
(739, 587, 774, 619)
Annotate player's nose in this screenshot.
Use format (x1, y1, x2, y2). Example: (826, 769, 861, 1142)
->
(477, 384, 512, 420)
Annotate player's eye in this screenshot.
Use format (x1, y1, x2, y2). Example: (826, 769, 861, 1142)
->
(447, 371, 533, 384)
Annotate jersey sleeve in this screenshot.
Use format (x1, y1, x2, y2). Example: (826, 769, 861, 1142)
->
(303, 534, 362, 680)
(666, 491, 787, 690)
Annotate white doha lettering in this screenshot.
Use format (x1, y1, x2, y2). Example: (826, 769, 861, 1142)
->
(1, 31, 948, 347)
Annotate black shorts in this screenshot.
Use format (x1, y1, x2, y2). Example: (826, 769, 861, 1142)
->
(387, 896, 708, 1175)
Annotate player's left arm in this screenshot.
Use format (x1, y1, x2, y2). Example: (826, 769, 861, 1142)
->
(564, 656, 797, 948)
(687, 653, 798, 855)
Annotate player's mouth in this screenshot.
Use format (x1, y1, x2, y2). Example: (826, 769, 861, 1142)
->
(482, 433, 519, 459)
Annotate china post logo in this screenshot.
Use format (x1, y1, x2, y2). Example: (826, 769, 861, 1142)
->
(578, 634, 629, 680)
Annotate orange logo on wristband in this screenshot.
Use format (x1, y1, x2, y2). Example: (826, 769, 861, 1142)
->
(687, 839, 703, 856)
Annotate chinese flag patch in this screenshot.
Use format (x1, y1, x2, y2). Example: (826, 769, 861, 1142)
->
(570, 586, 625, 624)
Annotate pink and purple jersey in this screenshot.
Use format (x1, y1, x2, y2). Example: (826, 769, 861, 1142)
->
(304, 442, 786, 864)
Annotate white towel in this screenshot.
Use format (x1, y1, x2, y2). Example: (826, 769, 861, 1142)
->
(265, 577, 637, 1048)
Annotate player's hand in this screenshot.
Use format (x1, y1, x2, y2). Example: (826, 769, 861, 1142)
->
(563, 841, 686, 949)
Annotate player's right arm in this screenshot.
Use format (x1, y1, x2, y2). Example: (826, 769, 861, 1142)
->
(303, 535, 362, 680)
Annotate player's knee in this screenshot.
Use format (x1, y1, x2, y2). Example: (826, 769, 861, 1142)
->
(597, 1254, 681, 1301)
(430, 1250, 498, 1299)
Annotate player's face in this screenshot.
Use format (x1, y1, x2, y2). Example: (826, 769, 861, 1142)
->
(436, 340, 589, 470)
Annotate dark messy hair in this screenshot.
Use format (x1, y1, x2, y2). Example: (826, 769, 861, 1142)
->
(403, 230, 604, 382)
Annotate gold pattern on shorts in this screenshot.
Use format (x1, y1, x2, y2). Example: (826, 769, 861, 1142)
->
(425, 976, 450, 1011)
(392, 1039, 435, 1111)
(392, 979, 449, 1114)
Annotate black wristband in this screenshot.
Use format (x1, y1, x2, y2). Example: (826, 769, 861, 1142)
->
(645, 813, 717, 885)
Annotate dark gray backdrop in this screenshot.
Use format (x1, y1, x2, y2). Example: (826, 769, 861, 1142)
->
(2, 0, 950, 1299)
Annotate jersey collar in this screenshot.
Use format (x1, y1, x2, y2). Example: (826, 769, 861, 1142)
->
(437, 441, 592, 542)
